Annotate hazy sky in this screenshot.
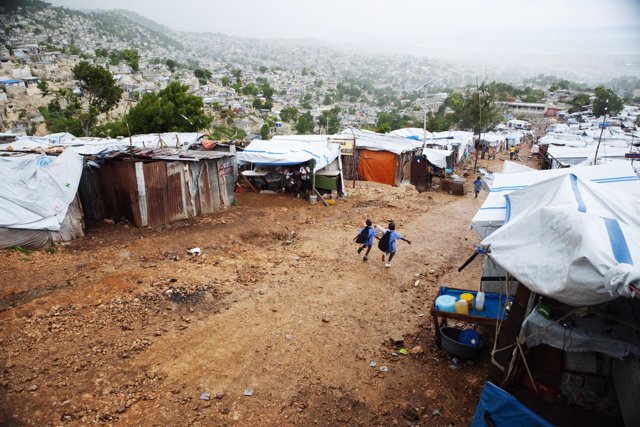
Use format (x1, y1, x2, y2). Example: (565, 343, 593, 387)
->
(48, 0, 640, 56)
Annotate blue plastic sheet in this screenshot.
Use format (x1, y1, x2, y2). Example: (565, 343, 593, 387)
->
(471, 382, 553, 427)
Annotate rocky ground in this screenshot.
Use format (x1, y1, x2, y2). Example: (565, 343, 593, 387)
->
(0, 148, 540, 426)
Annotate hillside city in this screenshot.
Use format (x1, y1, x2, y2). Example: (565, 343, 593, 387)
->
(2, 0, 640, 140)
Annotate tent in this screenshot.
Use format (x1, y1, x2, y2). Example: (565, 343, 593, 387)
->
(0, 132, 204, 155)
(471, 162, 640, 239)
(481, 173, 640, 306)
(237, 135, 341, 172)
(0, 148, 85, 248)
(334, 128, 452, 186)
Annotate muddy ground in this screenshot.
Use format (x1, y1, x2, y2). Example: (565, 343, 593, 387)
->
(0, 148, 541, 426)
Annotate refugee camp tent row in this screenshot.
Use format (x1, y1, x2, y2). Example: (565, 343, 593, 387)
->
(0, 133, 238, 248)
(468, 162, 640, 426)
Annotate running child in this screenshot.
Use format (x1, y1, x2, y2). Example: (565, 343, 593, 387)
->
(473, 176, 482, 198)
(378, 222, 411, 268)
(354, 219, 377, 261)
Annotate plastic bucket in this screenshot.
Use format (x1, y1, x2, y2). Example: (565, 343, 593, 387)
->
(309, 195, 317, 204)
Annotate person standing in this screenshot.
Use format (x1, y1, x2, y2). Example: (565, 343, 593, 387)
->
(473, 176, 482, 198)
(299, 163, 311, 198)
(355, 219, 377, 261)
(379, 222, 411, 268)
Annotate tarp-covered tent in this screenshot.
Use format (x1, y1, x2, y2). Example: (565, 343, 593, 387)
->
(546, 145, 630, 168)
(0, 132, 203, 155)
(334, 128, 453, 186)
(481, 173, 640, 306)
(333, 128, 420, 186)
(237, 135, 341, 172)
(0, 148, 85, 248)
(471, 163, 640, 239)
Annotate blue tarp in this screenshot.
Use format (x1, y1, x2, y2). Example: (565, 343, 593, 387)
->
(471, 382, 553, 427)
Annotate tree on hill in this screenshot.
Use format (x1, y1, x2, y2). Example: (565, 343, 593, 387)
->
(126, 82, 211, 133)
(280, 106, 298, 123)
(295, 112, 315, 134)
(458, 86, 501, 134)
(569, 93, 591, 113)
(592, 86, 624, 117)
(40, 62, 122, 136)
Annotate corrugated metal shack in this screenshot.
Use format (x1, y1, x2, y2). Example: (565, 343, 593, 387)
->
(78, 148, 237, 227)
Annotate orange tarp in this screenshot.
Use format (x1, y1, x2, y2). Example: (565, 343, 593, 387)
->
(357, 149, 397, 186)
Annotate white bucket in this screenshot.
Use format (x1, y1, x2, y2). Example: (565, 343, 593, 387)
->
(309, 195, 317, 204)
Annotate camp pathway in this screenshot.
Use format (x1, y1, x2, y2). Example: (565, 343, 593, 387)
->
(0, 180, 489, 426)
(117, 185, 487, 425)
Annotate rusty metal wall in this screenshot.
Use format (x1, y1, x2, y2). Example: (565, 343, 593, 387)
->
(79, 156, 236, 228)
(142, 162, 168, 228)
(166, 162, 188, 223)
(78, 161, 140, 224)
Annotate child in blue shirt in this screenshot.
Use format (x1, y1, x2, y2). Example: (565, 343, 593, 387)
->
(380, 222, 411, 268)
(355, 218, 377, 261)
(473, 176, 482, 198)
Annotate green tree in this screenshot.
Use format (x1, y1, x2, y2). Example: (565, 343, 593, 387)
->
(194, 68, 212, 80)
(259, 65, 268, 73)
(37, 80, 48, 96)
(252, 98, 263, 110)
(71, 61, 122, 136)
(593, 86, 624, 117)
(458, 86, 501, 134)
(221, 76, 230, 87)
(280, 106, 298, 123)
(232, 68, 242, 84)
(319, 107, 341, 134)
(295, 111, 315, 134)
(121, 48, 139, 72)
(569, 93, 591, 113)
(165, 59, 177, 72)
(126, 82, 211, 133)
(95, 47, 109, 57)
(260, 123, 270, 140)
(242, 83, 260, 96)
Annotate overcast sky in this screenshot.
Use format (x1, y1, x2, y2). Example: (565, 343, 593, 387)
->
(48, 0, 640, 56)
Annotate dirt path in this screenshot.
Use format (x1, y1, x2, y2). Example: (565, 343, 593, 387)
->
(0, 163, 508, 425)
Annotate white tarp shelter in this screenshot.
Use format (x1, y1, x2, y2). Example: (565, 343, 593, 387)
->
(481, 173, 640, 306)
(0, 148, 83, 230)
(471, 163, 640, 239)
(237, 135, 341, 172)
(0, 132, 203, 156)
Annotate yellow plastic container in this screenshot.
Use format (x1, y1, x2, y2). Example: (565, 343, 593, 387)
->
(460, 293, 474, 309)
(454, 299, 469, 315)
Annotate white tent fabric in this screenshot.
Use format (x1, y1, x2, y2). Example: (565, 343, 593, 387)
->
(388, 127, 434, 140)
(0, 148, 84, 230)
(471, 162, 640, 238)
(502, 161, 535, 174)
(237, 135, 341, 172)
(1, 132, 203, 155)
(422, 147, 451, 169)
(333, 128, 453, 167)
(481, 173, 640, 305)
(334, 128, 421, 155)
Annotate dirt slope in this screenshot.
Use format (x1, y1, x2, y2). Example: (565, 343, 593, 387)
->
(1, 151, 531, 425)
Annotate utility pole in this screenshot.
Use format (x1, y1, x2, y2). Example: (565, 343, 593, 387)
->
(415, 78, 435, 151)
(593, 98, 608, 165)
(473, 82, 483, 172)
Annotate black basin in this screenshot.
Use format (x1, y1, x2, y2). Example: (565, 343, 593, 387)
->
(440, 327, 484, 359)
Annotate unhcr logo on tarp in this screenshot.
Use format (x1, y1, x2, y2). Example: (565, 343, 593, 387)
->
(36, 156, 53, 168)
